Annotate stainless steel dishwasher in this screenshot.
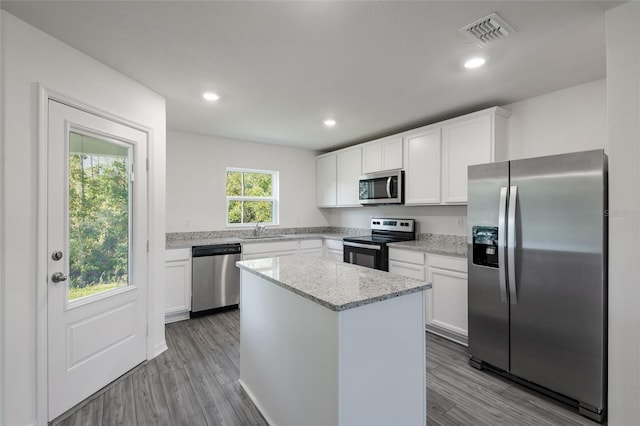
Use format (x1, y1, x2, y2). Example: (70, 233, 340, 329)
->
(191, 243, 242, 317)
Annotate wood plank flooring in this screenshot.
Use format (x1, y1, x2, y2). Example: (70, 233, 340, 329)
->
(52, 309, 600, 425)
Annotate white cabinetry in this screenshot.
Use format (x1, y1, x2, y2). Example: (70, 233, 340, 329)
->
(337, 147, 362, 207)
(389, 248, 426, 280)
(324, 239, 344, 262)
(165, 248, 191, 323)
(441, 108, 509, 204)
(242, 240, 300, 260)
(427, 254, 468, 346)
(362, 136, 403, 174)
(404, 128, 441, 205)
(300, 239, 323, 256)
(403, 107, 509, 205)
(317, 154, 337, 207)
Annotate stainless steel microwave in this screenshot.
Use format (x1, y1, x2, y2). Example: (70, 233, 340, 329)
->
(358, 170, 404, 205)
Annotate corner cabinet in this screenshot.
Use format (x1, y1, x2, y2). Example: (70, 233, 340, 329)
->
(404, 107, 510, 205)
(165, 248, 192, 324)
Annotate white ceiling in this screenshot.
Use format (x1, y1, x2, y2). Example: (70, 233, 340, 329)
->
(1, 1, 621, 151)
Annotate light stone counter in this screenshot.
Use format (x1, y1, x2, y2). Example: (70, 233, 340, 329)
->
(166, 232, 353, 250)
(236, 255, 430, 311)
(388, 233, 468, 257)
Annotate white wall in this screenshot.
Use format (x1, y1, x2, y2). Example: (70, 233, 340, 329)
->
(1, 11, 166, 426)
(504, 78, 607, 160)
(324, 205, 467, 236)
(166, 130, 329, 232)
(606, 2, 640, 424)
(327, 79, 608, 235)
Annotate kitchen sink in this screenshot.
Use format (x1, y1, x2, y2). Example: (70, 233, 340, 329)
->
(239, 235, 284, 240)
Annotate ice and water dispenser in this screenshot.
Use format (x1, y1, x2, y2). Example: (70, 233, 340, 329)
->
(472, 226, 499, 268)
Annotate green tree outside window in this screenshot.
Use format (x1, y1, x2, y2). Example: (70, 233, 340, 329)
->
(226, 169, 278, 225)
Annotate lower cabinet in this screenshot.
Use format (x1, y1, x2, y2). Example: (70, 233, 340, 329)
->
(427, 254, 468, 346)
(165, 248, 192, 324)
(242, 239, 325, 260)
(389, 248, 468, 346)
(242, 240, 300, 260)
(323, 238, 344, 262)
(300, 239, 323, 256)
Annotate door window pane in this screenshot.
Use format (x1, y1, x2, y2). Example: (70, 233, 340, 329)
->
(68, 132, 131, 300)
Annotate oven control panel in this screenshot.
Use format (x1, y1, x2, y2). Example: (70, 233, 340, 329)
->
(370, 218, 414, 233)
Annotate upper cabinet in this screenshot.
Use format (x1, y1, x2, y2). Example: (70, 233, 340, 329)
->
(362, 136, 403, 174)
(317, 153, 337, 207)
(441, 110, 509, 204)
(316, 106, 509, 208)
(337, 146, 362, 207)
(405, 107, 510, 205)
(404, 128, 442, 205)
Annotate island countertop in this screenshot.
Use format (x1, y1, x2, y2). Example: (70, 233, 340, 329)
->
(236, 255, 431, 312)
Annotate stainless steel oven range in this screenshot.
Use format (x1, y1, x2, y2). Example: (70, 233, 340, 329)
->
(343, 218, 415, 271)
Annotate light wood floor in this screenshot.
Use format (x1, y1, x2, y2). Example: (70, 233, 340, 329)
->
(52, 309, 599, 425)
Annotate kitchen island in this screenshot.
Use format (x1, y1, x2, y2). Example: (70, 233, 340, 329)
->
(236, 255, 430, 426)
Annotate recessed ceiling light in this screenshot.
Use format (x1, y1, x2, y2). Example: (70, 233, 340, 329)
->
(323, 119, 337, 127)
(464, 57, 486, 69)
(202, 92, 220, 101)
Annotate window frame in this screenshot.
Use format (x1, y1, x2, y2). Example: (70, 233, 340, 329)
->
(225, 167, 279, 227)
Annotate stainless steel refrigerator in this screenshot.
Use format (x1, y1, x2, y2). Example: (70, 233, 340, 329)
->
(467, 149, 607, 422)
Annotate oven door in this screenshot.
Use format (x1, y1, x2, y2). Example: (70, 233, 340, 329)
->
(343, 241, 387, 271)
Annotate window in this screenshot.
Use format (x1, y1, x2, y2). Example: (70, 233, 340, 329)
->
(226, 168, 279, 226)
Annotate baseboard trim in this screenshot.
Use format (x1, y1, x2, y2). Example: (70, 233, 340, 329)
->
(153, 341, 168, 358)
(426, 324, 468, 346)
(165, 311, 190, 324)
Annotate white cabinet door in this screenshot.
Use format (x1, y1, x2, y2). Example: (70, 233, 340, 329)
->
(317, 154, 337, 207)
(337, 147, 362, 206)
(389, 261, 426, 280)
(362, 137, 403, 174)
(362, 143, 383, 174)
(300, 239, 323, 257)
(404, 128, 441, 205)
(323, 239, 344, 262)
(382, 137, 403, 170)
(165, 248, 192, 323)
(426, 254, 468, 345)
(442, 114, 492, 204)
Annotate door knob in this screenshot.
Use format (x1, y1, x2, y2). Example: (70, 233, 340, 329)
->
(51, 272, 68, 283)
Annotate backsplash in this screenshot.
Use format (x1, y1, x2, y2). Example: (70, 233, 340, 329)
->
(166, 227, 467, 251)
(417, 233, 467, 255)
(166, 226, 370, 243)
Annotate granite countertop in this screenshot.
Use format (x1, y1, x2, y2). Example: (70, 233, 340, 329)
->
(236, 255, 431, 312)
(388, 237, 467, 258)
(166, 233, 351, 249)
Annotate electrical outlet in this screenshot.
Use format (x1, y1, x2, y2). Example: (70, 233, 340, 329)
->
(457, 217, 465, 228)
(185, 219, 193, 228)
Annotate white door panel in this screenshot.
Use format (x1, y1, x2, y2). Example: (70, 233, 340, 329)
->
(47, 100, 148, 420)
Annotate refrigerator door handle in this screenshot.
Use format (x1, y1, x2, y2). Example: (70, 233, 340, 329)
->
(507, 185, 518, 305)
(498, 186, 509, 303)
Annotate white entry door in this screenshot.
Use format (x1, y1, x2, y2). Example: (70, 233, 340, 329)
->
(47, 100, 148, 420)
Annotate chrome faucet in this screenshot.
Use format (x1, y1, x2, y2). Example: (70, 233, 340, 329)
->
(254, 221, 265, 236)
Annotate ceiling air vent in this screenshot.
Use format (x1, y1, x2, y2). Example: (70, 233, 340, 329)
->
(459, 12, 514, 46)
